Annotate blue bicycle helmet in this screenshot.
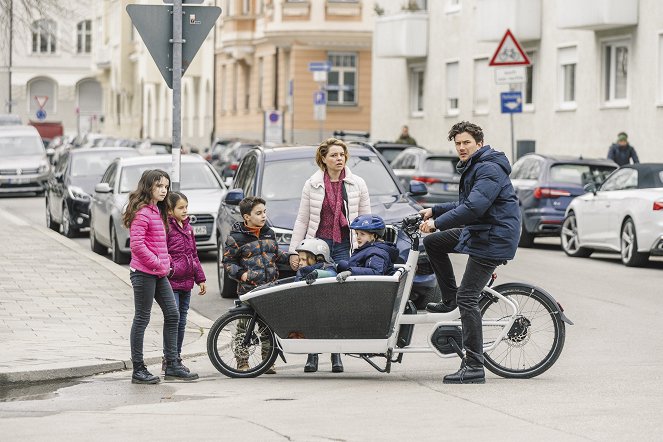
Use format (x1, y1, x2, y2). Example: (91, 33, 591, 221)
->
(349, 214, 386, 238)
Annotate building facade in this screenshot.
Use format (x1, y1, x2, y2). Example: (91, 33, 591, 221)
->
(93, 0, 216, 148)
(372, 0, 663, 162)
(0, 0, 101, 137)
(214, 0, 375, 144)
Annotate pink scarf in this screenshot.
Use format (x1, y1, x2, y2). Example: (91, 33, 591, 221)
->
(323, 169, 348, 243)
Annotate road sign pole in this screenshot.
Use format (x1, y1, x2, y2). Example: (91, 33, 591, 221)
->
(171, 0, 183, 191)
(509, 83, 516, 162)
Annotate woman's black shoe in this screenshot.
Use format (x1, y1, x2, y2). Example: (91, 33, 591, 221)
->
(132, 363, 160, 384)
(165, 360, 199, 381)
(304, 354, 318, 373)
(331, 353, 344, 373)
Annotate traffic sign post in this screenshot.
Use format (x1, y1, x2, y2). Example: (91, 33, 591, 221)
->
(127, 1, 221, 191)
(309, 61, 330, 142)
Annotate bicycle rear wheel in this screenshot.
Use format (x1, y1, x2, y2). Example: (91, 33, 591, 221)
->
(480, 285, 565, 379)
(207, 311, 278, 378)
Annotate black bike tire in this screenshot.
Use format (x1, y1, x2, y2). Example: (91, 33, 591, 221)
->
(207, 311, 278, 378)
(480, 286, 566, 379)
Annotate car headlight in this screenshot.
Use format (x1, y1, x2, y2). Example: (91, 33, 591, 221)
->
(272, 227, 293, 244)
(68, 185, 90, 201)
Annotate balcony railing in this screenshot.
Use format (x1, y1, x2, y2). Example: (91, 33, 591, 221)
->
(374, 12, 428, 58)
(476, 0, 541, 42)
(556, 0, 638, 31)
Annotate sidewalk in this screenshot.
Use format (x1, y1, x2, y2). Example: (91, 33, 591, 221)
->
(0, 208, 213, 385)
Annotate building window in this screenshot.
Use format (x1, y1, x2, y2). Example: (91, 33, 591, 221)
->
(524, 51, 535, 107)
(473, 58, 489, 114)
(31, 19, 56, 54)
(242, 0, 250, 15)
(232, 64, 238, 112)
(558, 46, 577, 110)
(77, 20, 92, 54)
(409, 64, 425, 116)
(602, 39, 629, 105)
(659, 34, 663, 104)
(327, 53, 357, 105)
(446, 61, 459, 115)
(446, 0, 461, 13)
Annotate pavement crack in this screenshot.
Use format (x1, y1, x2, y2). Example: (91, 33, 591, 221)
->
(227, 414, 292, 440)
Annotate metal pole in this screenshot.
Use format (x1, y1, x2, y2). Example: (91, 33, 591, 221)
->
(171, 0, 183, 191)
(510, 112, 515, 162)
(290, 80, 294, 143)
(8, 0, 13, 113)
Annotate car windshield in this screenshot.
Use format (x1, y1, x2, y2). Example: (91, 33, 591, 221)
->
(71, 151, 138, 177)
(261, 155, 400, 201)
(549, 164, 616, 186)
(423, 157, 459, 174)
(119, 163, 221, 193)
(379, 148, 405, 163)
(0, 135, 44, 156)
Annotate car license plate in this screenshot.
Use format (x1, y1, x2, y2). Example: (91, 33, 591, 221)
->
(8, 177, 31, 185)
(193, 225, 207, 235)
(445, 183, 459, 192)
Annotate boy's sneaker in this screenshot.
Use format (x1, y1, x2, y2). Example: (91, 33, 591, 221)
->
(132, 363, 160, 384)
(164, 360, 199, 381)
(161, 357, 167, 374)
(237, 358, 250, 371)
(265, 365, 277, 374)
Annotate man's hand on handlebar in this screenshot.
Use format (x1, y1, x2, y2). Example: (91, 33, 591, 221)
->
(419, 218, 436, 234)
(419, 208, 433, 220)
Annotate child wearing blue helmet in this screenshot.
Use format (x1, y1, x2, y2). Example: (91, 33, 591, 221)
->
(335, 214, 400, 281)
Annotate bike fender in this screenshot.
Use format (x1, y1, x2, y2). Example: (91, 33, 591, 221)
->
(492, 282, 574, 326)
(229, 302, 254, 314)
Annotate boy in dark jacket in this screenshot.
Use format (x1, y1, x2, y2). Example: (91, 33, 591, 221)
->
(335, 214, 399, 281)
(222, 196, 289, 374)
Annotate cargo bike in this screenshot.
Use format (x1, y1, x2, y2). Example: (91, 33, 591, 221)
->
(207, 215, 572, 379)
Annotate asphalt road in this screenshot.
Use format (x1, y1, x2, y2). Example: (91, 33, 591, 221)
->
(1, 195, 662, 440)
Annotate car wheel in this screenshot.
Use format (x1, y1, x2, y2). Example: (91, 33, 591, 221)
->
(518, 221, 535, 248)
(111, 223, 130, 265)
(561, 213, 592, 258)
(217, 240, 237, 298)
(89, 213, 107, 255)
(620, 219, 648, 267)
(61, 202, 76, 238)
(45, 198, 59, 231)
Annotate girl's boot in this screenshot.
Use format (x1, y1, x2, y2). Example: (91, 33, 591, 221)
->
(331, 353, 344, 373)
(304, 354, 318, 373)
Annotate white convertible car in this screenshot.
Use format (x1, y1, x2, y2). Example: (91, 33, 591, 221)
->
(561, 163, 663, 267)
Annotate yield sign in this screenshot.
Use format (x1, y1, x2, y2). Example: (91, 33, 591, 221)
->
(489, 29, 531, 67)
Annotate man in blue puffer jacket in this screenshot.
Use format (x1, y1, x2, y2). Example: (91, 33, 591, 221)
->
(419, 121, 521, 385)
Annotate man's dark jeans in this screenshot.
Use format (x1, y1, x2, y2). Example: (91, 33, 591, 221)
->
(423, 228, 502, 365)
(173, 289, 192, 356)
(130, 270, 179, 365)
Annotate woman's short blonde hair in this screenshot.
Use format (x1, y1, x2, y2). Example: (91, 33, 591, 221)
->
(315, 138, 349, 171)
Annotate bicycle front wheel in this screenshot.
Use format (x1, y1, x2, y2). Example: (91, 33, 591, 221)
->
(481, 285, 566, 379)
(207, 311, 278, 378)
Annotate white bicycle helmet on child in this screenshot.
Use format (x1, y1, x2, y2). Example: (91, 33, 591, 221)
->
(295, 238, 332, 263)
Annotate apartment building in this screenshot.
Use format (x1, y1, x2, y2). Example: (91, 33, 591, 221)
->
(93, 0, 215, 147)
(0, 1, 100, 137)
(372, 0, 663, 161)
(214, 0, 375, 144)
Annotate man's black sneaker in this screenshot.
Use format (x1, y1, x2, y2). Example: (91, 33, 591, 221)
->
(132, 364, 161, 384)
(164, 360, 199, 381)
(426, 301, 458, 313)
(443, 359, 485, 384)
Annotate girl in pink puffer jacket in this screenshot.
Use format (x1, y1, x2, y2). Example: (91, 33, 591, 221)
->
(122, 169, 198, 384)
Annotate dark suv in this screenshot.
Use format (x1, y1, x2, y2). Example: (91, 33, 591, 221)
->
(214, 143, 441, 308)
(511, 153, 617, 247)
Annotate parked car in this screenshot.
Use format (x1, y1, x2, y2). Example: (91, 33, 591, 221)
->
(45, 147, 139, 237)
(0, 125, 52, 195)
(373, 141, 427, 164)
(211, 140, 260, 182)
(510, 154, 617, 247)
(89, 155, 226, 263)
(0, 114, 22, 126)
(214, 143, 440, 309)
(390, 147, 460, 207)
(206, 137, 240, 162)
(561, 163, 663, 267)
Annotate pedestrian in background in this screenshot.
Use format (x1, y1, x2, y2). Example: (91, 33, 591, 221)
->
(163, 191, 207, 374)
(288, 137, 371, 374)
(608, 132, 639, 166)
(123, 169, 198, 384)
(395, 125, 417, 145)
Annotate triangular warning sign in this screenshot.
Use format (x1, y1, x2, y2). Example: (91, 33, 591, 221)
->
(489, 29, 531, 67)
(34, 95, 48, 109)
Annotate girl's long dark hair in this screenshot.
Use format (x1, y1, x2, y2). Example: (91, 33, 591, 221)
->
(122, 169, 170, 228)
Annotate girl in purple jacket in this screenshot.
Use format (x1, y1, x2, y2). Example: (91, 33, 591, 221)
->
(165, 191, 207, 373)
(122, 169, 198, 384)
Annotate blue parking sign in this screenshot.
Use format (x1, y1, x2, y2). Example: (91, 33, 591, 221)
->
(501, 92, 522, 113)
(314, 90, 326, 106)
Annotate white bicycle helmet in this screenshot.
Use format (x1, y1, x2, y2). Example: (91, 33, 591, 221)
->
(295, 238, 332, 263)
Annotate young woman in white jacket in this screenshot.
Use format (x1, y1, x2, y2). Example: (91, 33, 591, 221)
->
(288, 137, 371, 374)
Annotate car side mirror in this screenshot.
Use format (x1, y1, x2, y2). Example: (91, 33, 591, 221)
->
(408, 180, 428, 197)
(224, 189, 244, 205)
(211, 153, 220, 161)
(94, 183, 112, 194)
(583, 182, 597, 195)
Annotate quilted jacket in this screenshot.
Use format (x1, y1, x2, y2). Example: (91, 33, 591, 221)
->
(167, 216, 206, 291)
(289, 166, 371, 254)
(223, 222, 289, 295)
(129, 204, 170, 277)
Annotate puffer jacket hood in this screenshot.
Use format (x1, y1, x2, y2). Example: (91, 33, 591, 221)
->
(167, 216, 206, 291)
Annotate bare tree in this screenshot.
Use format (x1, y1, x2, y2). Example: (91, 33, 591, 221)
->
(0, 0, 77, 51)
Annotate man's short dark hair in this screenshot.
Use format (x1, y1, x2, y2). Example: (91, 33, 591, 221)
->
(448, 121, 484, 144)
(239, 196, 266, 217)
